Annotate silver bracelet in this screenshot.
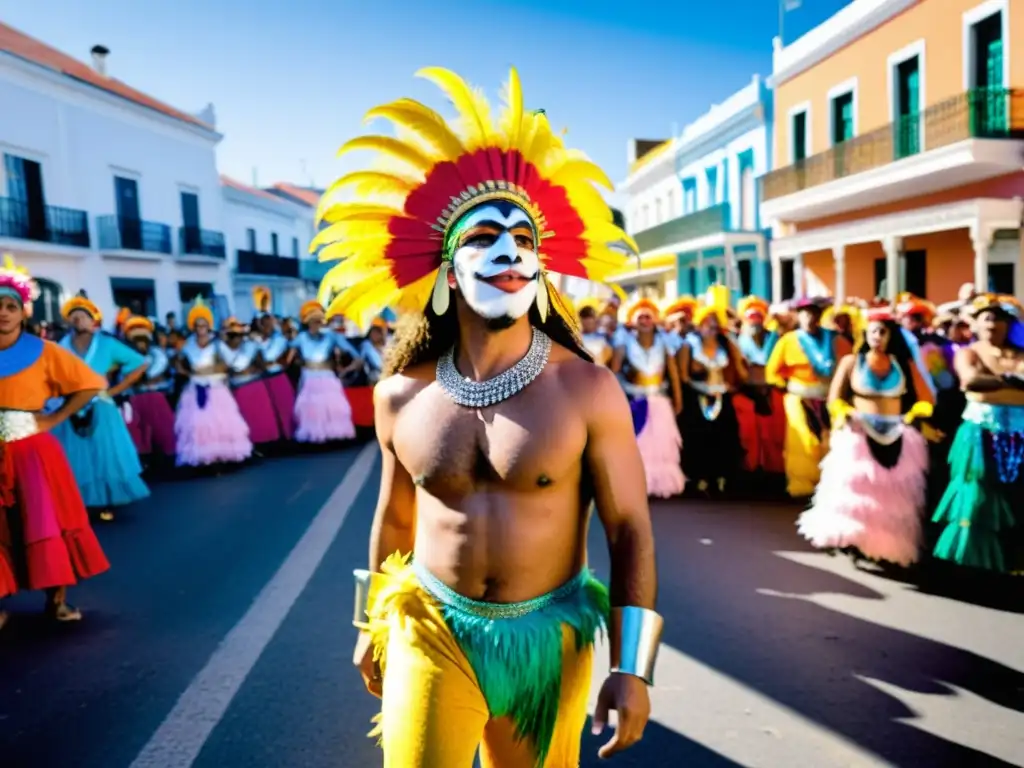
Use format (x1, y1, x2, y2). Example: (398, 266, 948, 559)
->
(609, 606, 664, 686)
(352, 569, 372, 628)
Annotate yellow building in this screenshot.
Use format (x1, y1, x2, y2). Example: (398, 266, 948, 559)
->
(762, 0, 1024, 304)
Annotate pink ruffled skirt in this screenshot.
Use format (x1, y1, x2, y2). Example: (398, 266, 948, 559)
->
(294, 369, 356, 443)
(175, 380, 253, 467)
(637, 393, 686, 498)
(798, 423, 928, 566)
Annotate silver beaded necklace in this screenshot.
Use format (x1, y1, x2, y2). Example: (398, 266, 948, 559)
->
(436, 327, 552, 407)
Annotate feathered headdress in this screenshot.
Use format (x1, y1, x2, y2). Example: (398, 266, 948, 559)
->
(0, 253, 39, 307)
(895, 293, 935, 322)
(186, 297, 214, 331)
(299, 299, 325, 324)
(662, 296, 697, 320)
(252, 286, 272, 313)
(123, 315, 155, 338)
(61, 295, 102, 324)
(625, 297, 660, 324)
(737, 295, 769, 321)
(311, 67, 635, 328)
(575, 296, 604, 316)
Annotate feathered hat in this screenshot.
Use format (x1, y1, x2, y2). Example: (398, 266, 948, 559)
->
(186, 297, 214, 331)
(61, 292, 102, 325)
(625, 297, 660, 324)
(663, 296, 697, 320)
(895, 293, 935, 323)
(575, 296, 604, 316)
(123, 315, 155, 339)
(311, 67, 634, 329)
(693, 285, 729, 327)
(737, 295, 769, 322)
(0, 253, 39, 309)
(299, 299, 326, 324)
(252, 286, 272, 313)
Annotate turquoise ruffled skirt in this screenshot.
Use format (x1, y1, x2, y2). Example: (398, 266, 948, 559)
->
(52, 398, 150, 509)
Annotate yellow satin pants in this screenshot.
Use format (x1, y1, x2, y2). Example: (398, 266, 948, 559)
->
(781, 392, 830, 498)
(370, 573, 595, 767)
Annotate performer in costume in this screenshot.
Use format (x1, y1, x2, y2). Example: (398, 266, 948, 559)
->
(0, 256, 109, 626)
(798, 308, 934, 566)
(222, 318, 282, 445)
(662, 296, 696, 356)
(612, 298, 686, 499)
(576, 297, 612, 366)
(254, 313, 296, 441)
(677, 289, 744, 495)
(359, 317, 390, 384)
(765, 298, 851, 498)
(314, 67, 660, 766)
(733, 295, 785, 478)
(933, 294, 1024, 575)
(291, 300, 358, 443)
(122, 316, 177, 463)
(52, 296, 150, 521)
(174, 300, 253, 467)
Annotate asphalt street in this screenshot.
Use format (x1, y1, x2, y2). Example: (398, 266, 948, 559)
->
(1, 442, 1022, 768)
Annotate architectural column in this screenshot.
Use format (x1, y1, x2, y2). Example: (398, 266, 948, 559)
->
(971, 223, 993, 293)
(833, 244, 846, 305)
(770, 243, 782, 305)
(882, 236, 902, 302)
(794, 254, 805, 299)
(724, 242, 736, 293)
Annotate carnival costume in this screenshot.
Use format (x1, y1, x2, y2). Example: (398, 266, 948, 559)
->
(576, 297, 612, 366)
(0, 256, 109, 599)
(798, 311, 932, 566)
(257, 325, 296, 441)
(732, 296, 785, 476)
(122, 316, 177, 460)
(932, 295, 1024, 574)
(765, 302, 846, 498)
(678, 292, 743, 492)
(218, 320, 280, 445)
(291, 301, 357, 443)
(174, 302, 253, 467)
(314, 67, 645, 766)
(618, 299, 686, 499)
(51, 298, 150, 510)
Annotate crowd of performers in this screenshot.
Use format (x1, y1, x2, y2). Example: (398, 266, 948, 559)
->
(0, 256, 381, 627)
(580, 287, 1022, 577)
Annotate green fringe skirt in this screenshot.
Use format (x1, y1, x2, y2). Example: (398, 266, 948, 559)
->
(932, 417, 1022, 573)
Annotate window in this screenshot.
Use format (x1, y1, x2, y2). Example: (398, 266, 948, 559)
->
(780, 260, 796, 300)
(706, 167, 718, 205)
(737, 258, 752, 295)
(895, 57, 922, 157)
(831, 92, 855, 144)
(271, 232, 279, 255)
(791, 111, 808, 162)
(3, 154, 47, 240)
(902, 250, 927, 297)
(33, 277, 62, 324)
(110, 277, 157, 317)
(113, 176, 141, 249)
(682, 178, 697, 214)
(874, 257, 887, 299)
(738, 150, 756, 230)
(180, 191, 201, 254)
(989, 263, 1014, 294)
(246, 228, 256, 251)
(292, 236, 300, 258)
(965, 5, 1006, 134)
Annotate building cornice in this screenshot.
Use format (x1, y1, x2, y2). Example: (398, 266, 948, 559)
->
(223, 185, 303, 220)
(768, 0, 916, 88)
(0, 51, 223, 144)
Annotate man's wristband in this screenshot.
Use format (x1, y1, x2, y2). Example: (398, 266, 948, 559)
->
(353, 568, 371, 629)
(609, 606, 664, 686)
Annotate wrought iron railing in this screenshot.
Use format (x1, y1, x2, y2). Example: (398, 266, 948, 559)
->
(633, 202, 731, 254)
(0, 197, 90, 247)
(179, 226, 226, 258)
(761, 88, 1024, 201)
(97, 215, 171, 253)
(236, 249, 301, 278)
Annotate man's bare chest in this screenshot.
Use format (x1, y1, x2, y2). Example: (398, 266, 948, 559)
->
(392, 385, 586, 495)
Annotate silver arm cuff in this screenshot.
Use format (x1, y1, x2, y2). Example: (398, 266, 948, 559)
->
(609, 606, 664, 686)
(352, 569, 371, 628)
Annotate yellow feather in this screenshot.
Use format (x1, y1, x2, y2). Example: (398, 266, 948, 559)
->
(415, 67, 493, 149)
(548, 158, 614, 192)
(317, 203, 405, 227)
(337, 136, 436, 175)
(322, 170, 418, 203)
(499, 67, 524, 151)
(311, 218, 392, 251)
(365, 99, 464, 159)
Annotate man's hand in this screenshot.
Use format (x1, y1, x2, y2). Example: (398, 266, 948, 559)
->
(353, 631, 382, 698)
(591, 672, 650, 759)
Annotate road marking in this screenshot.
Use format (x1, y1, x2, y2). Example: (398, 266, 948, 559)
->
(129, 443, 379, 768)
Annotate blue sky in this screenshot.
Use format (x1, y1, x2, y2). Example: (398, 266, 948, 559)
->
(2, 0, 850, 202)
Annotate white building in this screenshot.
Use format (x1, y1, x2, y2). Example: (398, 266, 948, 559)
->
(221, 176, 318, 320)
(613, 75, 774, 303)
(0, 24, 232, 326)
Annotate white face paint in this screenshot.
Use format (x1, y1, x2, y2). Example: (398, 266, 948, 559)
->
(450, 202, 540, 321)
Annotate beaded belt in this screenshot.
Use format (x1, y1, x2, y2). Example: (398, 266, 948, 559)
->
(230, 372, 261, 387)
(304, 362, 334, 371)
(412, 560, 589, 620)
(0, 410, 39, 443)
(624, 382, 666, 398)
(191, 373, 227, 385)
(787, 381, 828, 400)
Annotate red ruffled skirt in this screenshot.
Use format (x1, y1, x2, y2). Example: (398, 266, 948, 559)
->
(0, 432, 110, 597)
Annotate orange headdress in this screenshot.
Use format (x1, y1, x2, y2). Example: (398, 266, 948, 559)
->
(299, 299, 326, 324)
(895, 293, 935, 323)
(693, 285, 729, 327)
(61, 295, 102, 325)
(186, 297, 214, 331)
(252, 286, 272, 314)
(122, 316, 155, 339)
(310, 67, 634, 328)
(662, 296, 697, 320)
(625, 297, 660, 324)
(737, 295, 769, 322)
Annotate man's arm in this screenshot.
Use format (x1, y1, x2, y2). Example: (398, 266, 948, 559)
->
(585, 366, 656, 610)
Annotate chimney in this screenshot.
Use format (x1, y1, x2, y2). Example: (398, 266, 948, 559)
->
(90, 45, 110, 76)
(195, 103, 217, 128)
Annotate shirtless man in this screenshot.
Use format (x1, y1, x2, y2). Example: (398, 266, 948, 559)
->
(317, 66, 663, 767)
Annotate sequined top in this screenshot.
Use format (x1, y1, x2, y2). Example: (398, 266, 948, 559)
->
(292, 331, 359, 364)
(181, 338, 223, 375)
(260, 333, 290, 373)
(623, 334, 667, 396)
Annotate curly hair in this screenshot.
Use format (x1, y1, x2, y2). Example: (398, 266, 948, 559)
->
(383, 281, 593, 376)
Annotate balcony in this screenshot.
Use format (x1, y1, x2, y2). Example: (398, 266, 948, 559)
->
(300, 258, 331, 283)
(97, 215, 172, 255)
(179, 226, 226, 259)
(761, 88, 1024, 222)
(634, 203, 731, 254)
(0, 197, 90, 248)
(236, 249, 301, 278)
